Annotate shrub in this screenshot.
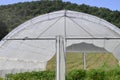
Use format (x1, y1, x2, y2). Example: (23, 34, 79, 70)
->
(68, 69, 86, 80)
(5, 69, 120, 80)
(88, 69, 106, 80)
(6, 71, 55, 80)
(106, 68, 120, 80)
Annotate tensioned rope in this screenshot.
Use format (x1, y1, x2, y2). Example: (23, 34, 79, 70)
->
(3, 37, 120, 41)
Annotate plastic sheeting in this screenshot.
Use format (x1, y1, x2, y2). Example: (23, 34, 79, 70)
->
(0, 10, 120, 76)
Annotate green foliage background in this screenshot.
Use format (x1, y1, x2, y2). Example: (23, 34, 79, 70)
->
(0, 1, 120, 40)
(0, 20, 8, 40)
(5, 68, 120, 80)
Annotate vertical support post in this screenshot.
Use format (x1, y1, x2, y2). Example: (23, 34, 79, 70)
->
(83, 52, 86, 70)
(56, 36, 60, 80)
(56, 36, 66, 80)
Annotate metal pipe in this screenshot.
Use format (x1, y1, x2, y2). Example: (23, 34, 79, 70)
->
(67, 37, 120, 40)
(3, 37, 120, 41)
(83, 52, 86, 70)
(56, 36, 60, 80)
(2, 38, 56, 40)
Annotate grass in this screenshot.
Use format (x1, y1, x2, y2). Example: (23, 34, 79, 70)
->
(47, 52, 118, 71)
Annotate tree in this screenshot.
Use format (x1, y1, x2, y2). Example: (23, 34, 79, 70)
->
(0, 0, 120, 31)
(0, 21, 8, 40)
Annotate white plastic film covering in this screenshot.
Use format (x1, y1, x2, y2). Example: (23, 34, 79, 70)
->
(0, 10, 120, 76)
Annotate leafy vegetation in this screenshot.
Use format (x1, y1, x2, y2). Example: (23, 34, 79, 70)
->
(5, 67, 120, 80)
(0, 20, 8, 40)
(0, 1, 120, 40)
(67, 69, 86, 80)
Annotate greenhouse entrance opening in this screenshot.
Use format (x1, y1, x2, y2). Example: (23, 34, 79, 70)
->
(66, 41, 110, 70)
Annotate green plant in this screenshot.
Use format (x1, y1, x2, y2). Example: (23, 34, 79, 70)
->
(6, 71, 55, 80)
(88, 69, 106, 80)
(68, 69, 86, 80)
(5, 69, 120, 80)
(106, 68, 120, 80)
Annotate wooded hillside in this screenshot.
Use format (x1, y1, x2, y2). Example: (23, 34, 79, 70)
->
(0, 1, 120, 40)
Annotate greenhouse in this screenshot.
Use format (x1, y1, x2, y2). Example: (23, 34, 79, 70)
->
(0, 10, 120, 80)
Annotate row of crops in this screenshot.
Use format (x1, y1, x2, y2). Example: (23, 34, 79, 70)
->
(4, 68, 120, 80)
